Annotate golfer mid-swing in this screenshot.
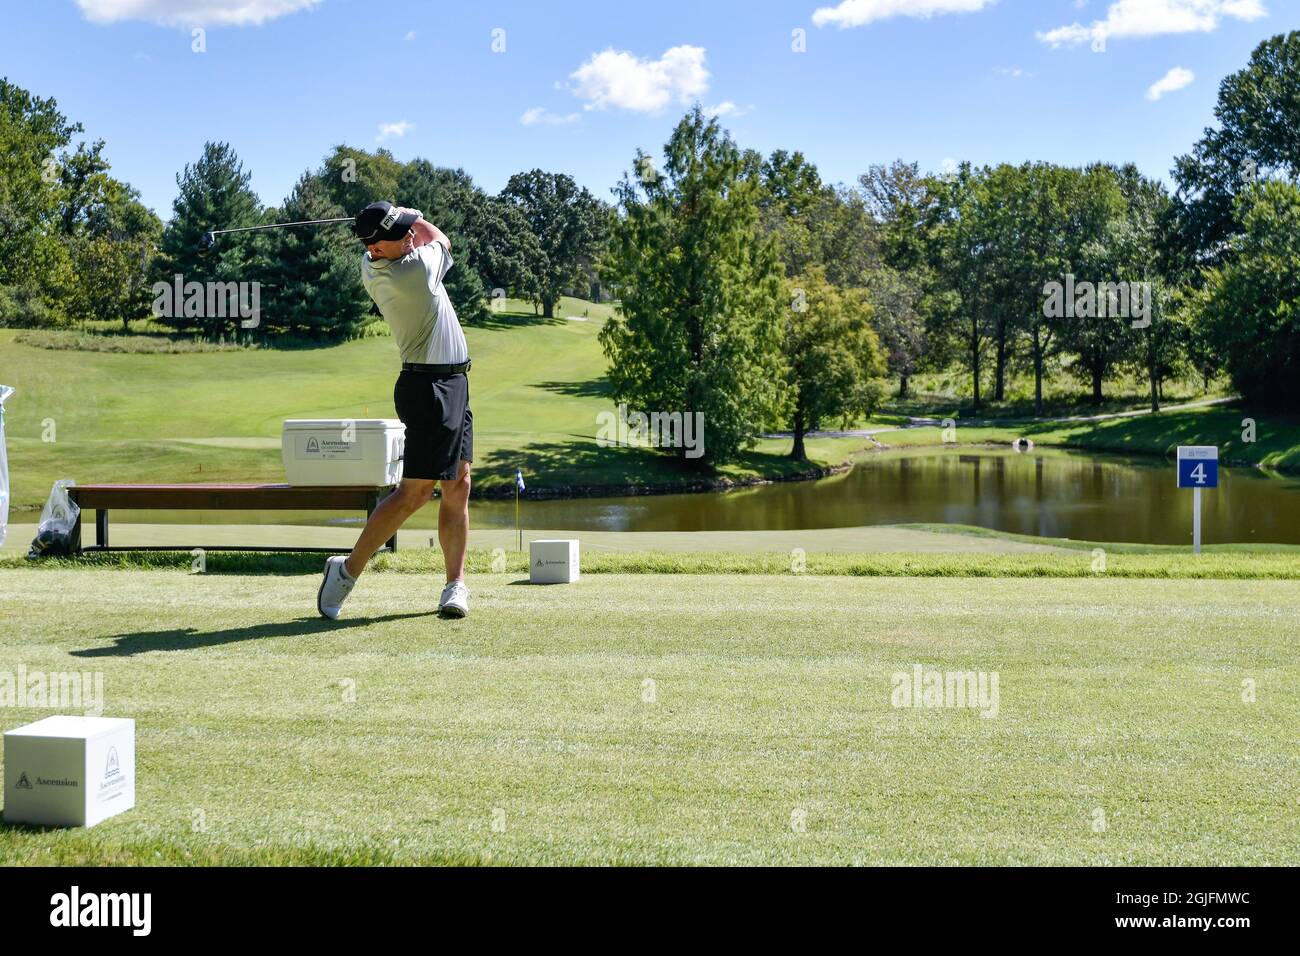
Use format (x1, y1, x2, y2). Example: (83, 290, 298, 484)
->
(317, 202, 472, 619)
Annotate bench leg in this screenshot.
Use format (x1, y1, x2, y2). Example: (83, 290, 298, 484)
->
(70, 510, 83, 555)
(96, 509, 109, 549)
(365, 490, 398, 553)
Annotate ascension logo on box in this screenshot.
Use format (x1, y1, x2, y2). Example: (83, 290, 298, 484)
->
(537, 559, 566, 567)
(99, 746, 126, 802)
(299, 433, 361, 460)
(22, 774, 79, 787)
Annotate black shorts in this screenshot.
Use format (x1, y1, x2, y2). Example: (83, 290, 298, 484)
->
(393, 370, 473, 481)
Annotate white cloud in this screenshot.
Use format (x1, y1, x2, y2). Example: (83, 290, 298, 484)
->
(76, 0, 321, 27)
(520, 107, 581, 126)
(376, 120, 414, 142)
(1038, 0, 1267, 48)
(1147, 65, 1195, 99)
(703, 101, 754, 118)
(570, 45, 710, 113)
(404, 30, 416, 41)
(812, 0, 995, 29)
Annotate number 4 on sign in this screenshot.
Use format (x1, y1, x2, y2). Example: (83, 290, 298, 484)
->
(1176, 446, 1219, 555)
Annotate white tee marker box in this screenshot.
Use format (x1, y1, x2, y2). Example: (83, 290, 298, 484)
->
(530, 539, 580, 584)
(4, 716, 135, 827)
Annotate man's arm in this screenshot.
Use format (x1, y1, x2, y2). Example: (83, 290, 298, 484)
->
(407, 213, 450, 251)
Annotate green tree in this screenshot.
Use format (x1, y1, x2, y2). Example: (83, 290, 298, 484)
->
(760, 151, 879, 286)
(599, 107, 788, 466)
(500, 169, 606, 318)
(1166, 31, 1300, 273)
(1188, 180, 1300, 409)
(155, 142, 263, 336)
(254, 172, 372, 341)
(918, 163, 997, 410)
(0, 78, 80, 323)
(319, 146, 405, 219)
(866, 266, 926, 398)
(468, 195, 547, 305)
(397, 161, 490, 323)
(759, 149, 825, 277)
(66, 177, 162, 331)
(1057, 165, 1146, 406)
(784, 267, 886, 460)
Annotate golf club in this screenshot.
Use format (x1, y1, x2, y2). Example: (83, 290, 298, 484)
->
(199, 217, 354, 254)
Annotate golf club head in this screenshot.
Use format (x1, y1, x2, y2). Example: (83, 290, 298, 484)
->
(198, 231, 217, 255)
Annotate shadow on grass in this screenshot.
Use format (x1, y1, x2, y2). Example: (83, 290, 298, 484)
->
(533, 377, 611, 399)
(7, 552, 346, 575)
(467, 311, 566, 332)
(70, 611, 438, 658)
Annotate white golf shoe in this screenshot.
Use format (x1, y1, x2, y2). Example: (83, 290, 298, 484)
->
(317, 556, 356, 619)
(439, 580, 470, 618)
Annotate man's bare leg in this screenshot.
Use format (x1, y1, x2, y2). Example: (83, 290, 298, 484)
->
(343, 478, 436, 579)
(439, 461, 471, 582)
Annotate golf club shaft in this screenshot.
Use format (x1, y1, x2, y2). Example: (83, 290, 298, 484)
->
(210, 217, 353, 238)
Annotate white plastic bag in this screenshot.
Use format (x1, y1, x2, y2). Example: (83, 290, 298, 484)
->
(28, 478, 80, 558)
(0, 384, 12, 548)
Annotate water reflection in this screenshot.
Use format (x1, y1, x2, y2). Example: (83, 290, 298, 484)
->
(468, 447, 1300, 545)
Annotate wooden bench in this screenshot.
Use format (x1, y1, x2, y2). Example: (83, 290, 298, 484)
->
(66, 484, 397, 555)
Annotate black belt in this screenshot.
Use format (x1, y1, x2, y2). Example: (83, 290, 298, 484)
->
(402, 360, 471, 375)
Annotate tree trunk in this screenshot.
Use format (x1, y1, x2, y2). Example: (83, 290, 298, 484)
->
(542, 298, 555, 319)
(790, 407, 807, 461)
(1091, 365, 1103, 405)
(1032, 327, 1044, 417)
(970, 316, 981, 412)
(994, 332, 1007, 402)
(898, 374, 909, 399)
(1148, 335, 1160, 413)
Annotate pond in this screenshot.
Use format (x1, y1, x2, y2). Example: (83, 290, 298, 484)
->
(104, 448, 1300, 546)
(469, 447, 1300, 546)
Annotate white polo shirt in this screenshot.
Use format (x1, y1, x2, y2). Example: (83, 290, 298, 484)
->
(360, 240, 469, 365)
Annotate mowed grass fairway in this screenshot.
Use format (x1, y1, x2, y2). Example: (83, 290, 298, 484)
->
(0, 303, 864, 512)
(1, 564, 1295, 865)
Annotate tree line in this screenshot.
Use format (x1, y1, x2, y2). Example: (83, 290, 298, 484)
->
(0, 80, 611, 339)
(601, 32, 1300, 464)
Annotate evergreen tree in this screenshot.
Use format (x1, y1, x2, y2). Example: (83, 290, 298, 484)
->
(600, 107, 788, 466)
(255, 173, 372, 341)
(155, 142, 262, 337)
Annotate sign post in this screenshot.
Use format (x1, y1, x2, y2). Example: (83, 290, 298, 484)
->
(1176, 446, 1218, 555)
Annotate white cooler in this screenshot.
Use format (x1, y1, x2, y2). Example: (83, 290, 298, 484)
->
(282, 419, 405, 486)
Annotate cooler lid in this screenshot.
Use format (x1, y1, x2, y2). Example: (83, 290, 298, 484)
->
(282, 419, 403, 430)
(5, 716, 134, 739)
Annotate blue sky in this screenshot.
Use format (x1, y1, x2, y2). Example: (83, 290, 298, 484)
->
(3, 0, 1296, 220)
